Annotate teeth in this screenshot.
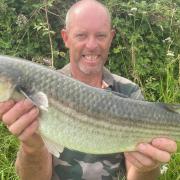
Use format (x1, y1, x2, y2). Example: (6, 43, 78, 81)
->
(84, 55, 98, 61)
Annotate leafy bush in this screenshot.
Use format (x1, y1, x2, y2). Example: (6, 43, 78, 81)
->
(103, 0, 180, 101)
(1, 0, 180, 101)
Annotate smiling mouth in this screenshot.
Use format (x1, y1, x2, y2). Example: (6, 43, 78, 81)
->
(82, 55, 99, 61)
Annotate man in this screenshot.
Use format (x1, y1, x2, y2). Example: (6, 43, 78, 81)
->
(0, 0, 177, 179)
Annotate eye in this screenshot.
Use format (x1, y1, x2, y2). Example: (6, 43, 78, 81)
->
(97, 33, 107, 39)
(76, 33, 86, 40)
(77, 34, 84, 37)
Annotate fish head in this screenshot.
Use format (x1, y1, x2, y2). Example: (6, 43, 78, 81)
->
(0, 59, 23, 102)
(0, 75, 16, 102)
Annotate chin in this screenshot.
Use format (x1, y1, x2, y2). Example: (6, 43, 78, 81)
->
(79, 65, 101, 75)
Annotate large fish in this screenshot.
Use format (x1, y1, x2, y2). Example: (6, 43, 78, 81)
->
(0, 55, 180, 157)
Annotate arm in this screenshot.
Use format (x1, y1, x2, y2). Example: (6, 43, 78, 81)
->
(125, 138, 177, 180)
(0, 99, 52, 180)
(15, 135, 52, 180)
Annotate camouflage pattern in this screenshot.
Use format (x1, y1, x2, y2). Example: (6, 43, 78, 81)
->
(51, 64, 143, 180)
(52, 148, 126, 180)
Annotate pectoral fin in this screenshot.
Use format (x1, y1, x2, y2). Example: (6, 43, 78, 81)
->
(18, 88, 48, 111)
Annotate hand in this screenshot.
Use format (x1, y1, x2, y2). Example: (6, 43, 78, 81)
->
(0, 99, 44, 152)
(125, 138, 177, 173)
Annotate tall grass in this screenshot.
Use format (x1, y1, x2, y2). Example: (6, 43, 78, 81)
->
(0, 123, 19, 180)
(159, 143, 180, 180)
(158, 55, 180, 103)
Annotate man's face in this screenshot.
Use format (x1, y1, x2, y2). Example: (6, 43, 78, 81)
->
(62, 7, 115, 75)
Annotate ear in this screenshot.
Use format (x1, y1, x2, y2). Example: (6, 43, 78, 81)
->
(61, 29, 69, 48)
(108, 29, 115, 46)
(110, 29, 116, 40)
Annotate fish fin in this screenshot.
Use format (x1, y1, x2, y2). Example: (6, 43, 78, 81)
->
(18, 88, 48, 111)
(159, 103, 180, 114)
(41, 135, 64, 158)
(29, 91, 49, 111)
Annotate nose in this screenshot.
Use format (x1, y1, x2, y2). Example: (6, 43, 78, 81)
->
(85, 36, 98, 50)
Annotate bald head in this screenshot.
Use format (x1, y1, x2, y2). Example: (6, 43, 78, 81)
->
(65, 0, 112, 30)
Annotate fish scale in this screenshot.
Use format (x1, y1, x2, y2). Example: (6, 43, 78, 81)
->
(0, 55, 180, 155)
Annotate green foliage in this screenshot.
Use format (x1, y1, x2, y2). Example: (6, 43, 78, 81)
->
(159, 142, 180, 180)
(0, 0, 72, 67)
(2, 0, 179, 95)
(0, 0, 180, 179)
(103, 0, 180, 101)
(0, 123, 19, 180)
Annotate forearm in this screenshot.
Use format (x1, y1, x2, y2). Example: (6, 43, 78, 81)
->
(127, 166, 160, 180)
(15, 143, 52, 180)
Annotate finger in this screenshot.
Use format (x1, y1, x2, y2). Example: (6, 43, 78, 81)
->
(21, 132, 44, 149)
(125, 152, 143, 169)
(2, 99, 34, 126)
(0, 100, 16, 118)
(136, 143, 171, 163)
(19, 120, 39, 142)
(126, 151, 159, 169)
(8, 107, 39, 136)
(151, 138, 177, 153)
